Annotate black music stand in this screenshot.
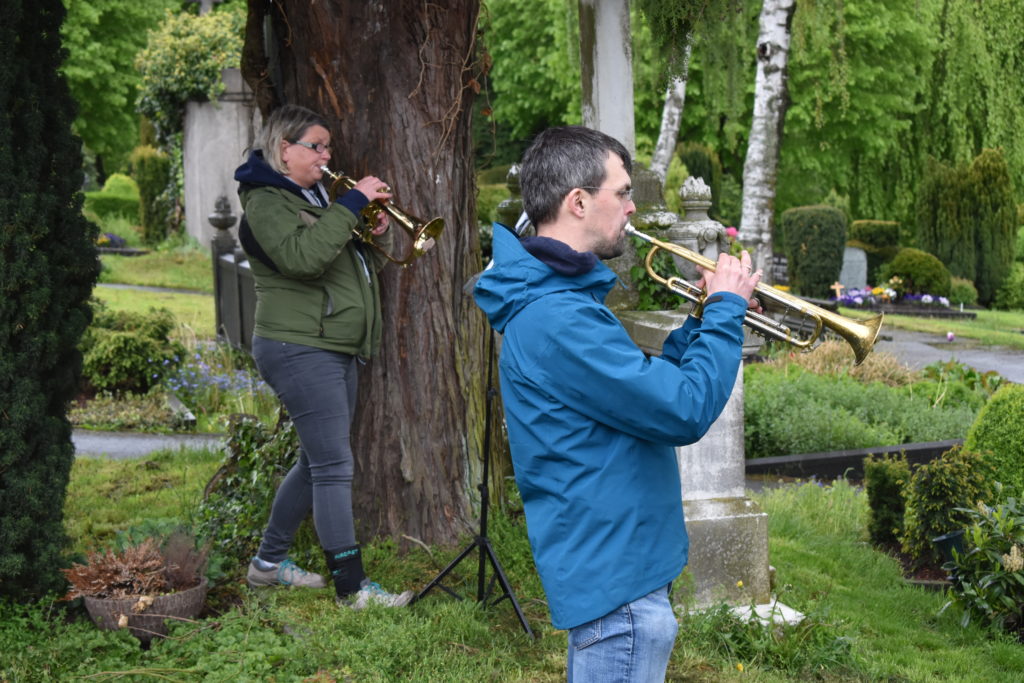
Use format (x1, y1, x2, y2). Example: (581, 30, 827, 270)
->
(412, 325, 533, 638)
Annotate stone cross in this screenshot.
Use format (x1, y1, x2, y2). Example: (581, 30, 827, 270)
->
(830, 281, 845, 298)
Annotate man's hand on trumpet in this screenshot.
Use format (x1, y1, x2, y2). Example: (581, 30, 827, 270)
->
(697, 249, 763, 313)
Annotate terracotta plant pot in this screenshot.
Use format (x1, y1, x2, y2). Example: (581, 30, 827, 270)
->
(83, 577, 208, 644)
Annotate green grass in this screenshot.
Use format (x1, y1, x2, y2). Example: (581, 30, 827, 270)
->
(98, 247, 214, 294)
(92, 285, 216, 341)
(10, 454, 1016, 681)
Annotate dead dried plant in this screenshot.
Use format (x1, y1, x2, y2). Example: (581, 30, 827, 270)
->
(62, 534, 208, 600)
(767, 340, 919, 387)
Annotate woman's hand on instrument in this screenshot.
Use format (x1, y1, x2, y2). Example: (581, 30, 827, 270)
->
(370, 212, 389, 235)
(700, 249, 762, 308)
(352, 175, 393, 203)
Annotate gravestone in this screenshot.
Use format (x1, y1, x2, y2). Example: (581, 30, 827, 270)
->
(839, 246, 868, 291)
(183, 68, 260, 249)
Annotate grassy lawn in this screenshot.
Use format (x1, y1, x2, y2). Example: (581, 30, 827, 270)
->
(0, 453, 1015, 680)
(99, 247, 214, 294)
(92, 284, 216, 342)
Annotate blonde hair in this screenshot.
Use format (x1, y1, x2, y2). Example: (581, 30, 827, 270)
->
(255, 104, 329, 173)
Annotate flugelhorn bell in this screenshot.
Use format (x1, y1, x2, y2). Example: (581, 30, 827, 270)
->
(320, 166, 444, 267)
(624, 224, 883, 365)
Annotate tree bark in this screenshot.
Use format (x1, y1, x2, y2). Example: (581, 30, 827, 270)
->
(242, 0, 493, 546)
(650, 41, 692, 184)
(738, 0, 795, 282)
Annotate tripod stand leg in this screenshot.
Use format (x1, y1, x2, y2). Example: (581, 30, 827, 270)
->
(478, 536, 534, 638)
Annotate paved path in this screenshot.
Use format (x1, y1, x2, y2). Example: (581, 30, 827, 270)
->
(73, 429, 225, 459)
(873, 327, 1024, 384)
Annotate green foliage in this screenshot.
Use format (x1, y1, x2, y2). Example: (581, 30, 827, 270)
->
(0, 0, 102, 600)
(943, 488, 1024, 633)
(1015, 225, 1024, 262)
(921, 359, 1005, 399)
(949, 277, 979, 307)
(628, 236, 686, 311)
(676, 591, 857, 676)
(779, 205, 848, 298)
(130, 145, 172, 245)
(864, 453, 911, 547)
(966, 149, 1018, 305)
(993, 262, 1024, 311)
(80, 308, 185, 396)
(879, 247, 951, 297)
(676, 141, 723, 219)
(744, 363, 980, 459)
(69, 391, 180, 433)
(83, 172, 140, 223)
(60, 0, 180, 172)
(916, 156, 974, 282)
(475, 182, 508, 228)
(135, 6, 245, 144)
(197, 414, 321, 573)
(901, 446, 995, 566)
(965, 384, 1024, 498)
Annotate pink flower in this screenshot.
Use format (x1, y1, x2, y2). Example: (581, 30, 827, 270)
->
(725, 227, 738, 239)
(946, 331, 955, 342)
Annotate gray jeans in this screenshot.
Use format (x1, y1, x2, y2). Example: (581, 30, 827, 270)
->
(251, 335, 359, 561)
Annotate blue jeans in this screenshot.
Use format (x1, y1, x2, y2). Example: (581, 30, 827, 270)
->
(567, 584, 678, 683)
(251, 335, 359, 561)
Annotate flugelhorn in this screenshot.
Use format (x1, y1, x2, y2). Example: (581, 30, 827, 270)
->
(320, 166, 444, 267)
(625, 225, 883, 365)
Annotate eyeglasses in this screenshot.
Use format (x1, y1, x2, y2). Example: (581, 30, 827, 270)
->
(580, 186, 633, 202)
(289, 139, 331, 154)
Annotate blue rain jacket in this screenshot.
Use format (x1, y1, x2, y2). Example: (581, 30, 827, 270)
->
(473, 224, 747, 629)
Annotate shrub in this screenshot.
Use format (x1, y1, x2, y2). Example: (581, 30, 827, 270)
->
(779, 205, 847, 298)
(878, 247, 951, 297)
(948, 277, 979, 307)
(900, 446, 995, 567)
(992, 262, 1024, 311)
(130, 145, 172, 246)
(965, 384, 1024, 497)
(629, 235, 684, 311)
(80, 308, 184, 395)
(1015, 225, 1024, 262)
(744, 364, 979, 459)
(196, 413, 321, 573)
(943, 489, 1024, 633)
(476, 182, 509, 228)
(83, 172, 140, 223)
(964, 149, 1017, 306)
(864, 453, 911, 547)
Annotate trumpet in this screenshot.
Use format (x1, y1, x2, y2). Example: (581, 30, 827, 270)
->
(321, 166, 444, 267)
(625, 225, 883, 365)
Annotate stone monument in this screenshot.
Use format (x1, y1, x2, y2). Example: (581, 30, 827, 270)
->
(839, 245, 868, 291)
(617, 174, 772, 609)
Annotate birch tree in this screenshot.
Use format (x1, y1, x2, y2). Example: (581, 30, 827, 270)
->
(649, 41, 692, 183)
(738, 0, 796, 280)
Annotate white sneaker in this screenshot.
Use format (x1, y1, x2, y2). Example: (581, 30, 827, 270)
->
(338, 581, 414, 609)
(247, 558, 327, 589)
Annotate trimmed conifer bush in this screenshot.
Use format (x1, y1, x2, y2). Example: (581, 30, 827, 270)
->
(83, 173, 140, 224)
(880, 247, 952, 297)
(849, 220, 901, 283)
(965, 149, 1016, 306)
(130, 145, 172, 245)
(965, 384, 1024, 497)
(900, 446, 994, 567)
(864, 453, 911, 547)
(992, 262, 1024, 311)
(949, 277, 979, 307)
(0, 0, 101, 599)
(779, 205, 847, 298)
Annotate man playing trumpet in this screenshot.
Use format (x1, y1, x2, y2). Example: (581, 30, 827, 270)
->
(474, 125, 761, 682)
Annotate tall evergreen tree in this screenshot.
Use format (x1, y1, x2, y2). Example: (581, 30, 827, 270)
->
(0, 0, 100, 598)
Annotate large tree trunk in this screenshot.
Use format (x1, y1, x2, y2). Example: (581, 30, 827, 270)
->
(650, 42, 692, 184)
(738, 0, 795, 282)
(242, 0, 492, 546)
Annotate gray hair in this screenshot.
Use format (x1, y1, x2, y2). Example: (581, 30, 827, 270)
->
(255, 104, 330, 173)
(519, 126, 632, 228)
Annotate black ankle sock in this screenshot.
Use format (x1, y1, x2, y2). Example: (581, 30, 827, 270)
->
(324, 545, 366, 597)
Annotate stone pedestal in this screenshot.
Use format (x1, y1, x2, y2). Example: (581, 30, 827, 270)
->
(617, 309, 771, 608)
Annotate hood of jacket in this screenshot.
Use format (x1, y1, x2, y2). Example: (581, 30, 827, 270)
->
(235, 149, 312, 199)
(474, 223, 618, 333)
